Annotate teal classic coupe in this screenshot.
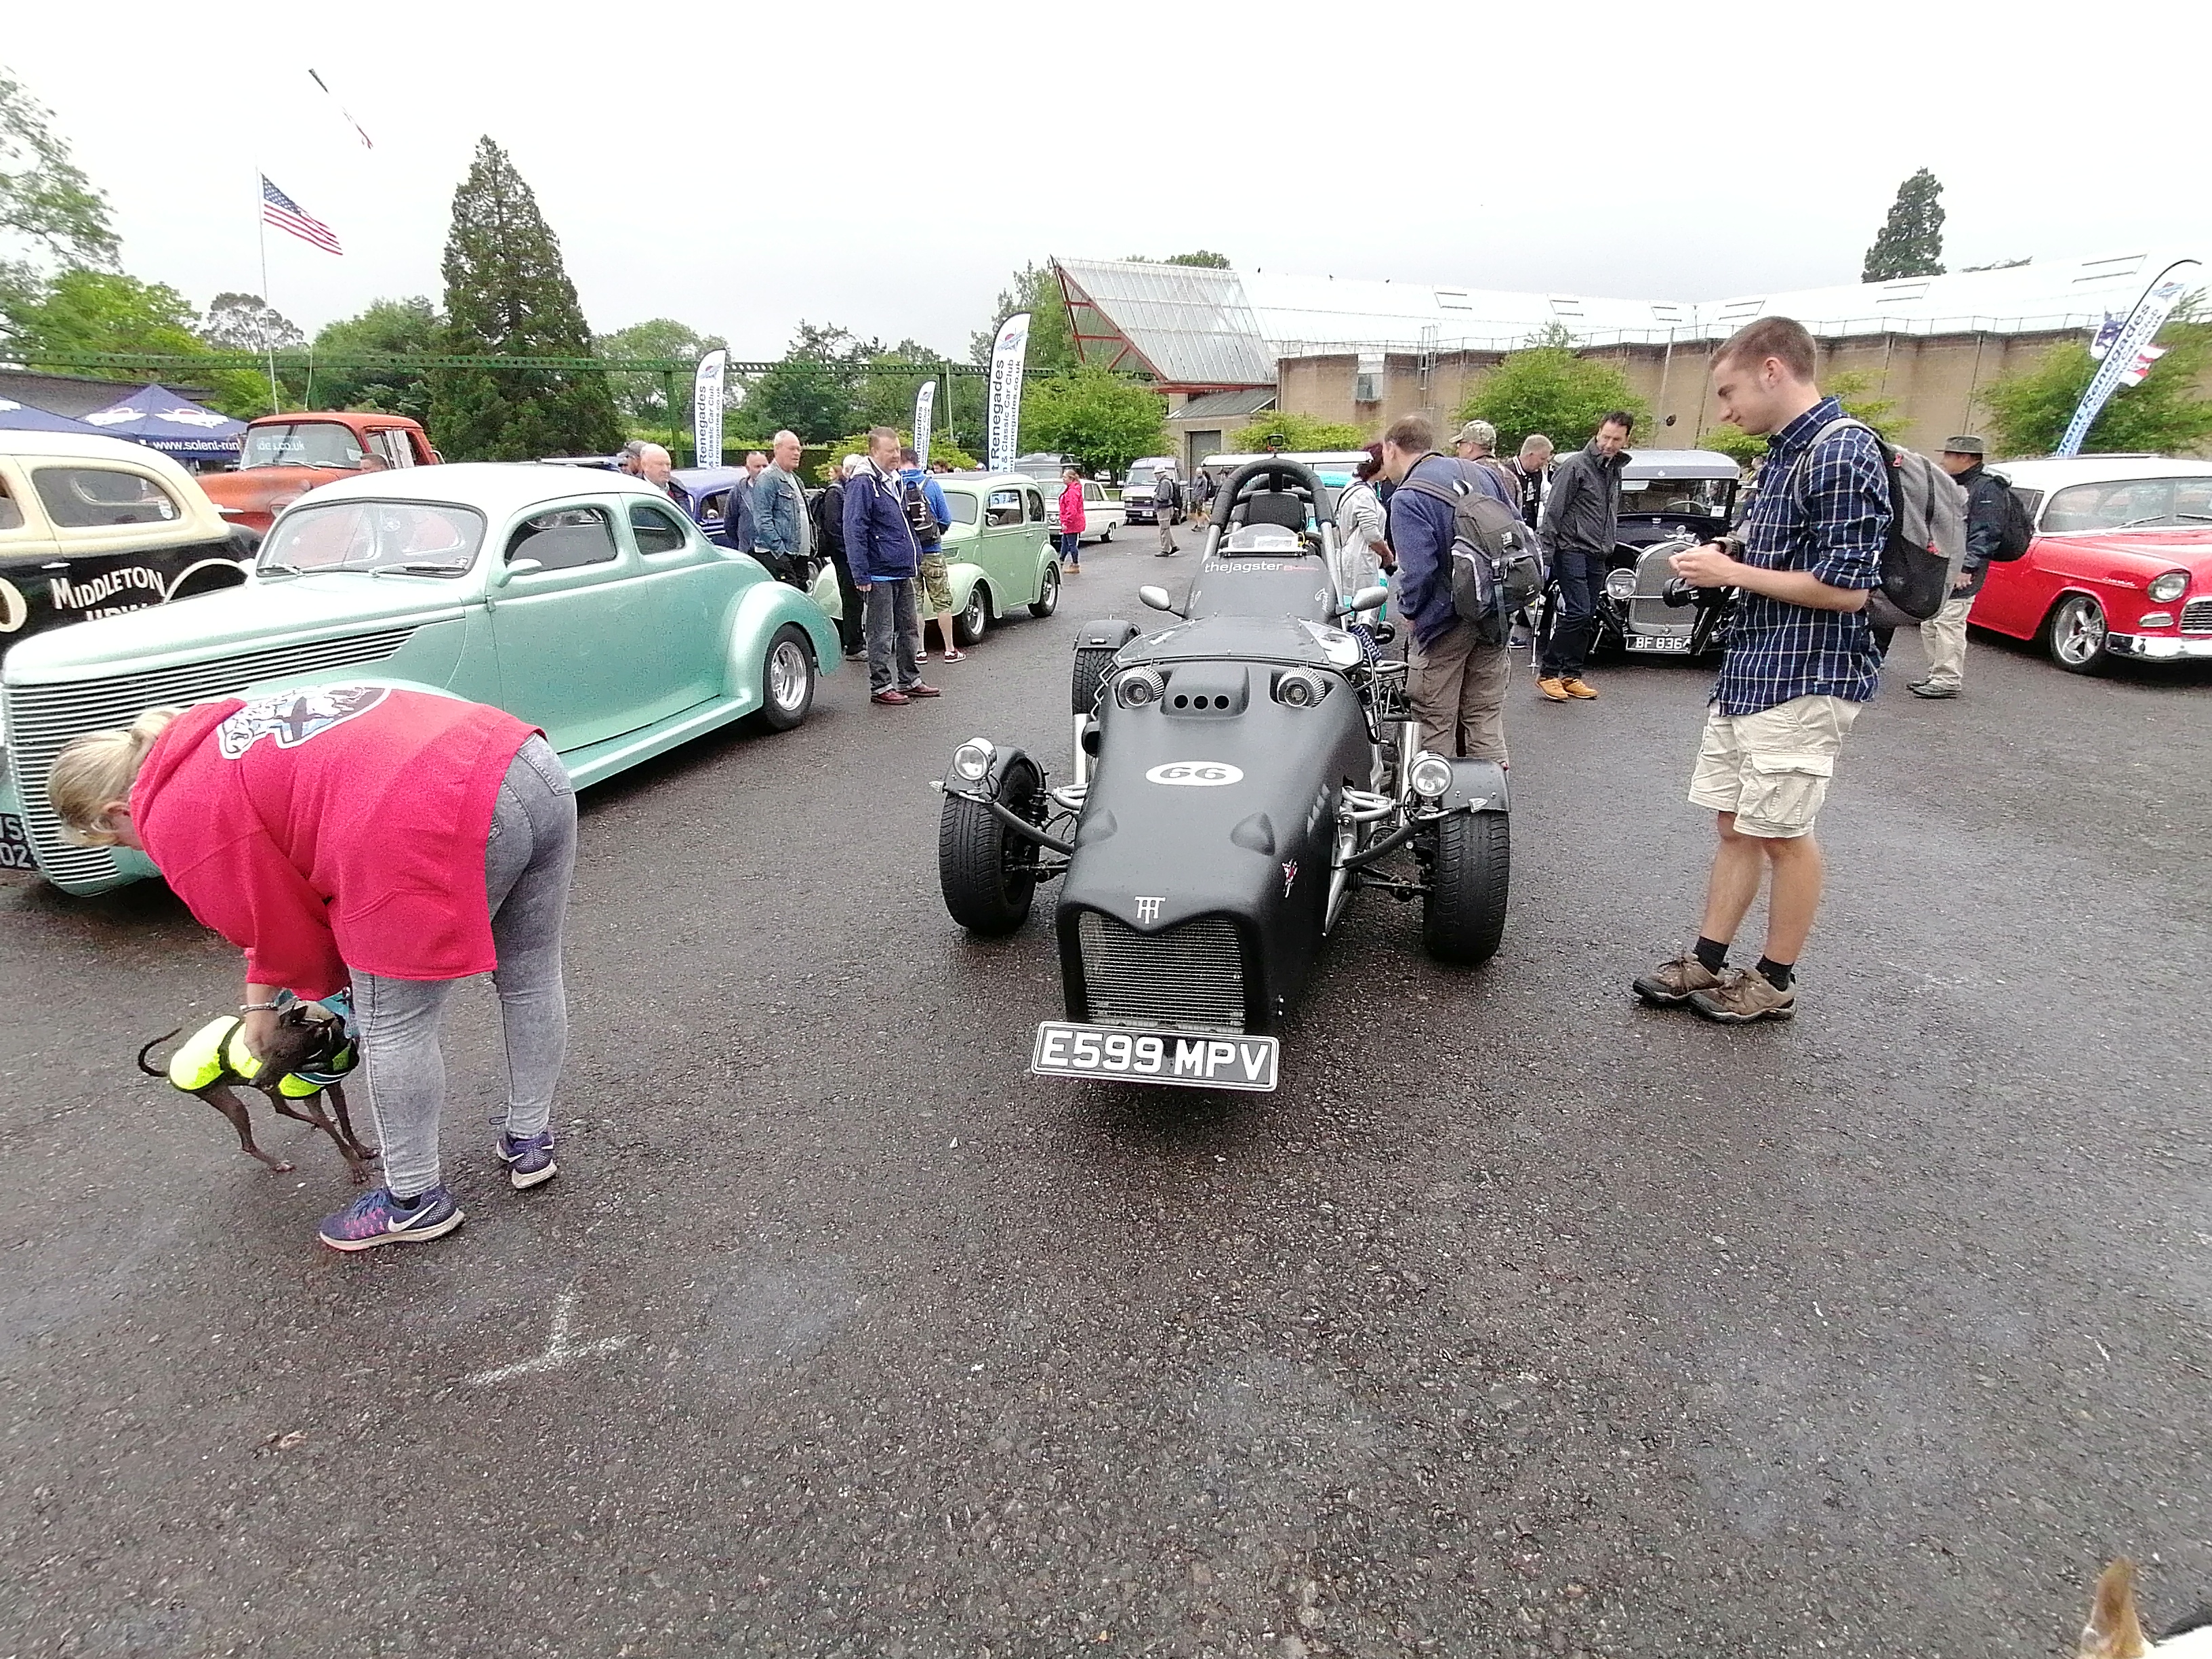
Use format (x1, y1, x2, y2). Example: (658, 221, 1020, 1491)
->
(0, 464, 839, 894)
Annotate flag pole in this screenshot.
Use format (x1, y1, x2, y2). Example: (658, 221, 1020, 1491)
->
(255, 169, 280, 415)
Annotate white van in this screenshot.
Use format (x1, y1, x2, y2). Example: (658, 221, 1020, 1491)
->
(1121, 457, 1179, 524)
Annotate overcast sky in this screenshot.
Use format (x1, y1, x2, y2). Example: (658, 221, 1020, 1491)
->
(9, 1, 2207, 361)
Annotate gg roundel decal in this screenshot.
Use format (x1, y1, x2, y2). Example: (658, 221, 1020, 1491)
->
(1145, 762, 1244, 787)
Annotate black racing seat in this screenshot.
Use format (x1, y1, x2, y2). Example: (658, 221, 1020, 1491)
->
(1240, 491, 1307, 531)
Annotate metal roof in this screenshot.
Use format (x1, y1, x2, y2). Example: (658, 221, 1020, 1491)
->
(1054, 250, 2205, 386)
(1171, 388, 1279, 421)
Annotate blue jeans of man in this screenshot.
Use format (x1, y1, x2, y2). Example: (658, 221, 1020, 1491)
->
(864, 578, 921, 694)
(1541, 546, 1607, 680)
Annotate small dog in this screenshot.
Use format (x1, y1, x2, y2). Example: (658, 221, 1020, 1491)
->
(138, 998, 378, 1183)
(2081, 1559, 2212, 1657)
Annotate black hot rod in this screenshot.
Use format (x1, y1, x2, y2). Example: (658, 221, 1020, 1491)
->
(934, 457, 1510, 1093)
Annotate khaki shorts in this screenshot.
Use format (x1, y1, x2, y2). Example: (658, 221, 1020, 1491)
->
(1687, 693, 1862, 838)
(916, 550, 953, 615)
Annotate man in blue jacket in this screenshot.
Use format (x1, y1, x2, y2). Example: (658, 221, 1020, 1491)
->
(842, 427, 939, 705)
(1380, 413, 1509, 763)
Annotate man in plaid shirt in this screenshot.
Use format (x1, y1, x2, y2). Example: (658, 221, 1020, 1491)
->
(1633, 317, 1890, 1023)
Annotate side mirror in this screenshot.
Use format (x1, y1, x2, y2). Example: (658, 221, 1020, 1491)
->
(1346, 583, 1389, 615)
(496, 556, 544, 586)
(1137, 584, 1181, 616)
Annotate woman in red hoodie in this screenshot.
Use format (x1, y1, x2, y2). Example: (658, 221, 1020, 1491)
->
(48, 685, 577, 1253)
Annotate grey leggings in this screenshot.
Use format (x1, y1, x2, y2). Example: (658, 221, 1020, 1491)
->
(354, 737, 577, 1198)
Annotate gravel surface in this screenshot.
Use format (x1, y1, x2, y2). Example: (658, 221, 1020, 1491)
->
(2, 529, 2207, 1658)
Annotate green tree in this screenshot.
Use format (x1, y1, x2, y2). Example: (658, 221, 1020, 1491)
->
(853, 339, 949, 435)
(201, 291, 303, 352)
(969, 260, 1077, 372)
(3, 268, 270, 414)
(1164, 250, 1230, 268)
(594, 316, 727, 427)
(310, 296, 443, 421)
(1231, 411, 1371, 451)
(1020, 366, 1170, 478)
(431, 136, 622, 460)
(1977, 296, 2212, 457)
(737, 321, 872, 442)
(1460, 333, 1650, 453)
(1862, 168, 1946, 282)
(0, 64, 119, 327)
(815, 428, 977, 485)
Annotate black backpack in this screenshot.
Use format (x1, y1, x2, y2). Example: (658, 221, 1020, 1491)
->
(1987, 470, 2035, 561)
(1395, 459, 1544, 645)
(1787, 418, 1962, 628)
(902, 478, 941, 548)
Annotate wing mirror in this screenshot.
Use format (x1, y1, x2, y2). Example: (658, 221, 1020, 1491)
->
(1345, 583, 1389, 615)
(1137, 584, 1183, 616)
(495, 556, 544, 586)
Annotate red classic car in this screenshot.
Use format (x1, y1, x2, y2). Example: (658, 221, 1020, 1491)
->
(1969, 456, 2212, 673)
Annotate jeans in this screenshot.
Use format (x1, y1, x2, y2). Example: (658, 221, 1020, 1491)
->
(1057, 530, 1082, 565)
(825, 550, 863, 655)
(1408, 620, 1511, 762)
(353, 736, 577, 1199)
(864, 579, 921, 693)
(1541, 546, 1607, 679)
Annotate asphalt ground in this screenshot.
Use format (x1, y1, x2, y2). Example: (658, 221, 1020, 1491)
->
(2, 527, 2209, 1658)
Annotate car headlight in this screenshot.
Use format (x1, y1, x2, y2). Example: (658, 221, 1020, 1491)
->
(1604, 567, 1637, 601)
(2148, 570, 2189, 603)
(951, 738, 995, 783)
(1115, 667, 1164, 709)
(1408, 751, 1454, 801)
(1273, 668, 1328, 708)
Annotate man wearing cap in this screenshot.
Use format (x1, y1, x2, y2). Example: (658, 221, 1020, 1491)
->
(1452, 421, 1518, 507)
(1910, 435, 2006, 699)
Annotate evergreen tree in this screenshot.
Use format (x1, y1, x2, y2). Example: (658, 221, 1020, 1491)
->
(431, 137, 621, 459)
(1862, 169, 1946, 282)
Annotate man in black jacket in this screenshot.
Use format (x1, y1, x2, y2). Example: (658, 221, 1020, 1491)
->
(1537, 412, 1635, 701)
(1909, 435, 2005, 699)
(811, 455, 865, 660)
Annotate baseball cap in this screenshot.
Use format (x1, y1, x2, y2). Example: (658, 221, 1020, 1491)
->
(1455, 420, 1497, 449)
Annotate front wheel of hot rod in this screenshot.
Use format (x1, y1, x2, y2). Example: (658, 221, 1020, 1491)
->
(1422, 811, 1509, 964)
(939, 755, 1044, 935)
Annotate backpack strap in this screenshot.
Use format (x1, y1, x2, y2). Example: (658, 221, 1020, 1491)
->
(1784, 415, 1881, 505)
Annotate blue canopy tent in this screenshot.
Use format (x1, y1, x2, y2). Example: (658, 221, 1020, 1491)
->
(0, 397, 104, 434)
(80, 384, 247, 462)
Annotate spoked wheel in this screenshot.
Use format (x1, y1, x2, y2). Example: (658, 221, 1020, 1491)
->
(2045, 594, 2109, 674)
(1420, 810, 1509, 964)
(939, 756, 1044, 935)
(1029, 563, 1060, 618)
(753, 624, 815, 731)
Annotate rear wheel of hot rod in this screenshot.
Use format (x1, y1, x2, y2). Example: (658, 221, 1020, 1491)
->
(1070, 647, 1118, 716)
(1422, 811, 1509, 964)
(939, 756, 1044, 935)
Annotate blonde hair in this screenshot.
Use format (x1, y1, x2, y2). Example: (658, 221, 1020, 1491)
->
(48, 708, 181, 845)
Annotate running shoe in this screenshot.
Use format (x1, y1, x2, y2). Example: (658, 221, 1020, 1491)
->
(317, 1184, 464, 1252)
(496, 1129, 558, 1190)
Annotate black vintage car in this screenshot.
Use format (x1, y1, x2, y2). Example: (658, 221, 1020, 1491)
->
(1534, 448, 1741, 661)
(934, 458, 1509, 1094)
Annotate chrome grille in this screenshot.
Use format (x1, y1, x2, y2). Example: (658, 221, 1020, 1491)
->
(3, 628, 415, 886)
(1624, 548, 1685, 634)
(1078, 912, 1247, 1033)
(2182, 597, 2212, 634)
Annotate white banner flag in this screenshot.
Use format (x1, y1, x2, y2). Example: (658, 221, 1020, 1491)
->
(2057, 260, 2200, 457)
(692, 349, 728, 468)
(913, 380, 936, 471)
(986, 313, 1030, 473)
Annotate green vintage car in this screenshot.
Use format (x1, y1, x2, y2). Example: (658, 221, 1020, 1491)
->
(0, 464, 840, 895)
(811, 470, 1061, 644)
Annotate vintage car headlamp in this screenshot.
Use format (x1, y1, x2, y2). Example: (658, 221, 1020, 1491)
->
(2148, 570, 2190, 604)
(951, 738, 995, 783)
(1604, 567, 1638, 601)
(1273, 668, 1329, 708)
(1408, 751, 1454, 802)
(1115, 666, 1165, 710)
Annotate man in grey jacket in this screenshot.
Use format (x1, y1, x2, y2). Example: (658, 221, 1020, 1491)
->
(750, 430, 812, 589)
(1537, 412, 1635, 701)
(1908, 434, 2005, 699)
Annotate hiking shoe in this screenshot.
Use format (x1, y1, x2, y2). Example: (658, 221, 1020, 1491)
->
(1689, 968, 1797, 1023)
(1536, 677, 1571, 701)
(1562, 677, 1598, 699)
(496, 1129, 558, 1190)
(1633, 953, 1727, 1007)
(904, 682, 941, 698)
(871, 689, 910, 706)
(1907, 680, 1959, 699)
(317, 1184, 464, 1252)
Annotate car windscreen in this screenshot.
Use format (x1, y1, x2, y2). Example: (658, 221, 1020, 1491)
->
(2039, 476, 2212, 532)
(241, 422, 370, 470)
(1122, 466, 1156, 487)
(258, 499, 485, 577)
(941, 491, 980, 525)
(1619, 476, 1734, 513)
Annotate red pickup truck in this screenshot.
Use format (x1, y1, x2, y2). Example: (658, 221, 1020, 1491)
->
(199, 411, 441, 533)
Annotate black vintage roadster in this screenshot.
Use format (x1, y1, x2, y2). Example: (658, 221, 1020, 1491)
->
(935, 457, 1509, 1093)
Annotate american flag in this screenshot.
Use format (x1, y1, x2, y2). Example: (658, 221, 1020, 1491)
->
(260, 176, 342, 255)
